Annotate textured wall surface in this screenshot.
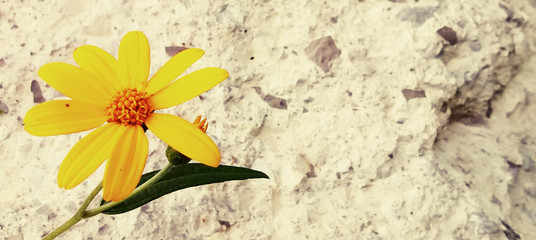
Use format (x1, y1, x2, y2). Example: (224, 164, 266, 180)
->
(1, 0, 535, 239)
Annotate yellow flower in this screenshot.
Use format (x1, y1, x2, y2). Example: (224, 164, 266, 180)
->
(24, 31, 228, 202)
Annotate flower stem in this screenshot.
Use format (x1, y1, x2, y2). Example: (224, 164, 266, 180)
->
(42, 214, 83, 240)
(42, 163, 174, 239)
(42, 181, 103, 240)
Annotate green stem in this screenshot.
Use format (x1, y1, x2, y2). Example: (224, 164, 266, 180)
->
(43, 163, 174, 239)
(83, 163, 174, 217)
(42, 182, 103, 240)
(77, 181, 104, 216)
(42, 214, 83, 240)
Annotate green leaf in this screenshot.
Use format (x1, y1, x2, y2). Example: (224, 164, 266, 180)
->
(100, 163, 269, 214)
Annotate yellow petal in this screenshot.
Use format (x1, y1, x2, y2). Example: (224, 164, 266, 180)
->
(149, 67, 229, 110)
(145, 48, 205, 95)
(118, 31, 150, 90)
(57, 123, 122, 189)
(39, 63, 113, 106)
(24, 100, 107, 136)
(103, 125, 148, 202)
(73, 45, 122, 94)
(145, 113, 220, 167)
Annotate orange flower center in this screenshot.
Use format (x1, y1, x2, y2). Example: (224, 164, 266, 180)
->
(106, 89, 151, 126)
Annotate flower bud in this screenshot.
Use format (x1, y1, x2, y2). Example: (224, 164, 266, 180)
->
(166, 146, 191, 166)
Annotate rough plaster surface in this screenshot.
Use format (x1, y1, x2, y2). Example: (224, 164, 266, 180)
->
(1, 0, 535, 239)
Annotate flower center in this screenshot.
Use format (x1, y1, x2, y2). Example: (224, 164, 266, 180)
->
(107, 89, 151, 126)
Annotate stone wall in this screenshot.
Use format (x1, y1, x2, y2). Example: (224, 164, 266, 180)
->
(1, 0, 535, 239)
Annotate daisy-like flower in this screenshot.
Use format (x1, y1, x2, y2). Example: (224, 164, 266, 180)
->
(24, 31, 228, 202)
